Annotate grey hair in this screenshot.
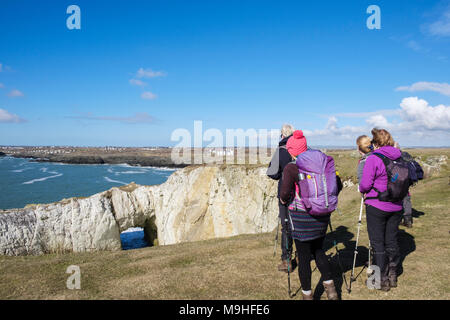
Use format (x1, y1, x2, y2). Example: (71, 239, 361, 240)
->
(281, 124, 295, 138)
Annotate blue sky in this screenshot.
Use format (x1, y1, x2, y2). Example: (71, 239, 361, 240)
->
(0, 0, 449, 147)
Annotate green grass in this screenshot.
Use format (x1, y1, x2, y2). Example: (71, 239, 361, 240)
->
(0, 149, 449, 300)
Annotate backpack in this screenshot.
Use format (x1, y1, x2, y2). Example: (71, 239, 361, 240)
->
(367, 153, 411, 203)
(266, 145, 286, 180)
(288, 149, 338, 216)
(401, 151, 424, 183)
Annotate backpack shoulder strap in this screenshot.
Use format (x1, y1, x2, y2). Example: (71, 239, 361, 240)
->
(372, 152, 392, 168)
(364, 153, 388, 200)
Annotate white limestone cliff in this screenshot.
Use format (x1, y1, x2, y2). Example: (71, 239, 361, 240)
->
(0, 165, 278, 256)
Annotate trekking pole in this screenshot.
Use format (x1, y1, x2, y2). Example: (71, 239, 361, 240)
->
(273, 217, 280, 257)
(349, 196, 364, 293)
(328, 219, 349, 292)
(367, 240, 373, 274)
(284, 217, 292, 297)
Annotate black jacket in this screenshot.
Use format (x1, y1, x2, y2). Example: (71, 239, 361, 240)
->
(267, 135, 293, 198)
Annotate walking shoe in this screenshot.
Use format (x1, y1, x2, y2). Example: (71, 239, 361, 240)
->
(302, 291, 313, 300)
(278, 259, 292, 273)
(323, 280, 339, 300)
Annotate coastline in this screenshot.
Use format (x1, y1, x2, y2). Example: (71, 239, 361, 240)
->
(5, 153, 188, 169)
(0, 156, 178, 211)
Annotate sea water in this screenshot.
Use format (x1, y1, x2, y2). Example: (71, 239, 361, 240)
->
(0, 156, 177, 250)
(0, 156, 175, 210)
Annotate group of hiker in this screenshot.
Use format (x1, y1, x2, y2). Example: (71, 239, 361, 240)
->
(267, 125, 423, 300)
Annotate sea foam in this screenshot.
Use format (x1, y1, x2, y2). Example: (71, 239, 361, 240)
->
(22, 173, 63, 185)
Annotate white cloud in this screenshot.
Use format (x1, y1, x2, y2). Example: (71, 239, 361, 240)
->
(7, 89, 24, 98)
(136, 68, 166, 79)
(425, 9, 450, 37)
(306, 97, 450, 146)
(305, 116, 365, 140)
(406, 40, 423, 52)
(396, 82, 450, 97)
(334, 109, 400, 118)
(141, 91, 157, 100)
(399, 96, 450, 131)
(129, 79, 147, 87)
(366, 114, 389, 128)
(0, 109, 26, 123)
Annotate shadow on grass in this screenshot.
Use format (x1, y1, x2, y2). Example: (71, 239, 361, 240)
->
(411, 208, 425, 219)
(310, 224, 416, 300)
(397, 229, 416, 277)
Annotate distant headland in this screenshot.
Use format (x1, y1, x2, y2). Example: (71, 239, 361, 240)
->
(0, 146, 186, 168)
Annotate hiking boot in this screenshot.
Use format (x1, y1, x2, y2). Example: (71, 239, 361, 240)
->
(402, 216, 413, 228)
(302, 291, 313, 300)
(387, 255, 399, 288)
(388, 267, 398, 288)
(389, 274, 398, 288)
(380, 279, 390, 292)
(323, 280, 339, 300)
(278, 259, 292, 273)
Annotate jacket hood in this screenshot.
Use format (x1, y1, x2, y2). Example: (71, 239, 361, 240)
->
(361, 151, 372, 160)
(279, 134, 292, 147)
(374, 146, 401, 160)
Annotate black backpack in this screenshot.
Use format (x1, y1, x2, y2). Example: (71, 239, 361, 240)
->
(366, 153, 411, 203)
(401, 151, 424, 183)
(266, 145, 286, 180)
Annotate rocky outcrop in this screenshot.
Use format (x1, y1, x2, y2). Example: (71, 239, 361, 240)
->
(0, 165, 278, 255)
(417, 155, 448, 178)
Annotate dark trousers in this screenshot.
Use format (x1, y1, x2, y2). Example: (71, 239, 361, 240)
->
(402, 195, 412, 223)
(366, 205, 403, 281)
(279, 202, 293, 260)
(295, 237, 332, 291)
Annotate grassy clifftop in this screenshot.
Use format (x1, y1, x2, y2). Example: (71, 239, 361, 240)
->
(0, 148, 448, 300)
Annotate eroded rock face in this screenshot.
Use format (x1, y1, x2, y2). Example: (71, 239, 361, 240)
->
(0, 165, 278, 255)
(0, 192, 122, 255)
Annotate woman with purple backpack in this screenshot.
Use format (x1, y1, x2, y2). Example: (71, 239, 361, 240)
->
(359, 128, 404, 291)
(279, 130, 338, 300)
